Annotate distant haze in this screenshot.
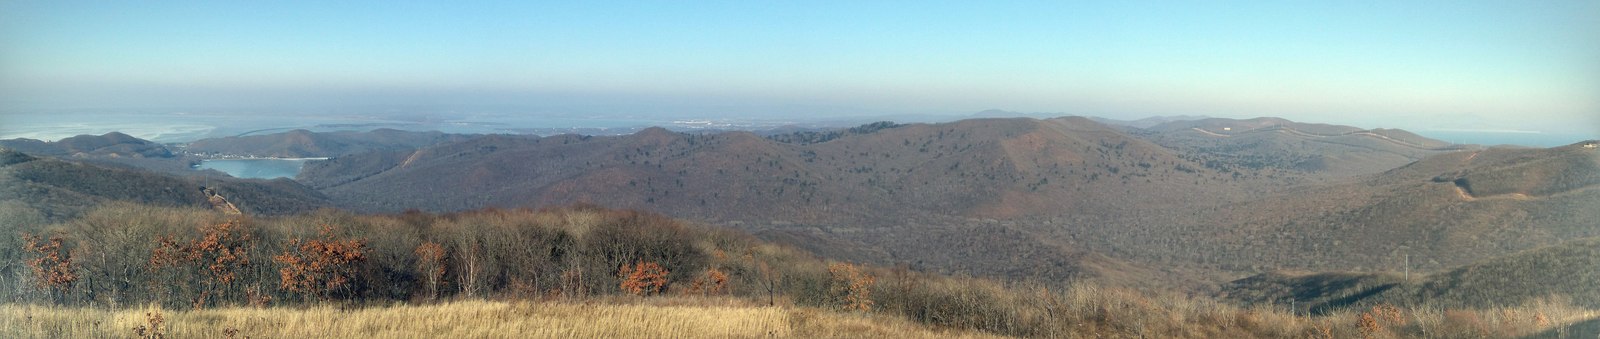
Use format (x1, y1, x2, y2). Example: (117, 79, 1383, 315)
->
(2, 1, 1597, 138)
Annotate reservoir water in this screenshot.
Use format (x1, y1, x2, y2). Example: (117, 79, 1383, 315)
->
(197, 159, 320, 179)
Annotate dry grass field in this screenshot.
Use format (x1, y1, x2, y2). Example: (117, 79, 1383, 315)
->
(0, 297, 1000, 338)
(5, 295, 1596, 338)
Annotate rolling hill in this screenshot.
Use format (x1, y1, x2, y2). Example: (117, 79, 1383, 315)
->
(1139, 117, 1467, 179)
(0, 132, 210, 175)
(1065, 140, 1600, 278)
(292, 118, 1595, 290)
(296, 117, 1257, 288)
(0, 132, 173, 158)
(0, 149, 330, 220)
(7, 117, 1590, 297)
(303, 117, 1257, 222)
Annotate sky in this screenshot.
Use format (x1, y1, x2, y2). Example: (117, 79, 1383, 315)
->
(2, 1, 1597, 135)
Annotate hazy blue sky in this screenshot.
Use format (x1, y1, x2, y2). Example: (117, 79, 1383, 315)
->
(2, 1, 1596, 134)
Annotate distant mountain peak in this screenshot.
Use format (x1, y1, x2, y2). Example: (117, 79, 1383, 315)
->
(634, 126, 676, 136)
(100, 131, 137, 140)
(630, 127, 683, 145)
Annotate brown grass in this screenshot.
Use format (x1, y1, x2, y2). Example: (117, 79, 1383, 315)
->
(12, 291, 1591, 339)
(3, 290, 1595, 338)
(871, 276, 1598, 338)
(0, 297, 1000, 338)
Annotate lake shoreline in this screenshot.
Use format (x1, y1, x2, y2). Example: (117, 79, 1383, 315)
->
(194, 158, 321, 179)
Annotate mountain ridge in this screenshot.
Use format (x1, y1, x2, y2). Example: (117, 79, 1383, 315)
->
(186, 128, 473, 158)
(7, 117, 1591, 297)
(0, 132, 173, 158)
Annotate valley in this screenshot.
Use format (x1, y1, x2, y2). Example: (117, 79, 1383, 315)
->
(8, 2, 1594, 336)
(5, 116, 1594, 287)
(3, 115, 1596, 337)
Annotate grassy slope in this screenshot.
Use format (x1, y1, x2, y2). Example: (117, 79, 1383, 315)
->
(5, 293, 1595, 338)
(0, 298, 998, 338)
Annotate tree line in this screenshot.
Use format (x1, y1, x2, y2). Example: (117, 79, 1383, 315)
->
(2, 202, 878, 312)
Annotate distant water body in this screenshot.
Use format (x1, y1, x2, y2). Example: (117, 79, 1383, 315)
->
(1, 112, 665, 143)
(196, 159, 320, 179)
(1415, 131, 1597, 148)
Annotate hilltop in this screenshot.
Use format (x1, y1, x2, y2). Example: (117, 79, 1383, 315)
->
(1139, 117, 1465, 179)
(0, 132, 173, 158)
(0, 132, 199, 174)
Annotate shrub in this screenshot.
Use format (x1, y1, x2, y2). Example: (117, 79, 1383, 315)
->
(687, 267, 729, 295)
(22, 232, 77, 303)
(273, 225, 368, 301)
(132, 310, 166, 339)
(148, 219, 254, 307)
(618, 261, 670, 296)
(414, 241, 446, 300)
(828, 263, 875, 312)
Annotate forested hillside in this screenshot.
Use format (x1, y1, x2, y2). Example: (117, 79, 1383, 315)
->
(0, 149, 330, 220)
(5, 203, 1591, 338)
(1223, 237, 1600, 314)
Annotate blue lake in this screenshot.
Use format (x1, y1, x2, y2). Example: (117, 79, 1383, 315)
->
(197, 159, 318, 179)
